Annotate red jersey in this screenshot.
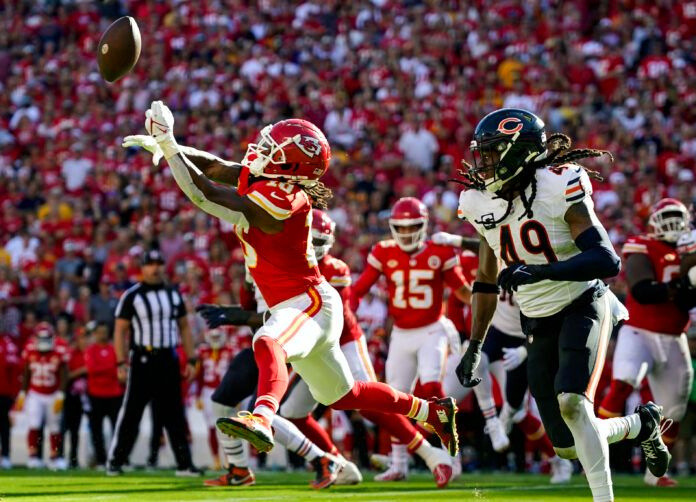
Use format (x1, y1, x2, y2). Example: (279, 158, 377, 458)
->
(84, 343, 123, 398)
(318, 254, 363, 345)
(21, 340, 68, 395)
(0, 336, 21, 397)
(237, 180, 322, 307)
(622, 236, 687, 335)
(197, 343, 234, 390)
(353, 240, 468, 329)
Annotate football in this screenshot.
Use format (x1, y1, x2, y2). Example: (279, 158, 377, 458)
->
(97, 16, 141, 83)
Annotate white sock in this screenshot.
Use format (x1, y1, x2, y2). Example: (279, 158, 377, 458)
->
(600, 413, 642, 443)
(559, 394, 613, 502)
(414, 439, 443, 471)
(473, 353, 496, 414)
(391, 443, 409, 471)
(219, 432, 248, 468)
(407, 399, 429, 422)
(272, 416, 323, 462)
(253, 404, 275, 423)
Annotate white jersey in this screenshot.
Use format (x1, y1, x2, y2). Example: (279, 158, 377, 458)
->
(676, 228, 696, 256)
(458, 164, 601, 318)
(491, 292, 524, 338)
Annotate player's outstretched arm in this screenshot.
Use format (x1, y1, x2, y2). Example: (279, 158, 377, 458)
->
(432, 231, 480, 253)
(196, 304, 264, 330)
(457, 237, 499, 388)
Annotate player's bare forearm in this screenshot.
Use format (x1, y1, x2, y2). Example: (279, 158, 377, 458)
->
(470, 237, 499, 343)
(179, 146, 241, 185)
(454, 284, 472, 304)
(247, 312, 264, 330)
(113, 319, 129, 364)
(178, 317, 196, 360)
(21, 365, 30, 393)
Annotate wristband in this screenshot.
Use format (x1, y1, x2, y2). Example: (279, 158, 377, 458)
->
(472, 281, 500, 294)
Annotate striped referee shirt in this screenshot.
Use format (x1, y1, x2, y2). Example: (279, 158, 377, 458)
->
(114, 283, 187, 349)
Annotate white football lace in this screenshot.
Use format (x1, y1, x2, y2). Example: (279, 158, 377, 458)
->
(641, 418, 673, 460)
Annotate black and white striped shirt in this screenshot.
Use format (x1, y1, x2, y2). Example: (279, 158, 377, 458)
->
(115, 283, 187, 349)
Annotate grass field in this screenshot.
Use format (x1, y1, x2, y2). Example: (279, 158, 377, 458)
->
(2, 469, 696, 501)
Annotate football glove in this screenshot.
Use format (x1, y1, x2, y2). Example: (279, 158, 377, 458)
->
(122, 135, 164, 166)
(431, 232, 463, 248)
(497, 263, 551, 293)
(456, 340, 482, 388)
(53, 391, 64, 414)
(501, 346, 528, 371)
(14, 391, 26, 412)
(145, 100, 180, 159)
(196, 304, 253, 328)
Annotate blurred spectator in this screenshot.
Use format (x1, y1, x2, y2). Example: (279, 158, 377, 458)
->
(84, 322, 123, 468)
(0, 330, 21, 469)
(60, 328, 89, 469)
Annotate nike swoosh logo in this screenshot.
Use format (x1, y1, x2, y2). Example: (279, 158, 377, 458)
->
(269, 192, 284, 201)
(512, 268, 531, 276)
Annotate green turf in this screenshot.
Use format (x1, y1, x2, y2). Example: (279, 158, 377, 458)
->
(1, 469, 695, 501)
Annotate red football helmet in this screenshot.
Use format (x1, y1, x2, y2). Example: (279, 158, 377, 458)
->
(311, 209, 335, 260)
(205, 329, 226, 350)
(648, 198, 689, 243)
(241, 119, 331, 185)
(389, 197, 428, 252)
(35, 322, 55, 352)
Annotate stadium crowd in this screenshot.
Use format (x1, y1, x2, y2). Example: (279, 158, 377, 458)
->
(0, 0, 695, 476)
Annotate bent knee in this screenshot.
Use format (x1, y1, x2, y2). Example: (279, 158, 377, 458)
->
(554, 445, 577, 460)
(557, 392, 584, 422)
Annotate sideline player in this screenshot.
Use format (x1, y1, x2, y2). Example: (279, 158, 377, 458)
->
(455, 108, 674, 502)
(124, 101, 458, 464)
(15, 323, 68, 470)
(598, 198, 694, 487)
(196, 329, 234, 470)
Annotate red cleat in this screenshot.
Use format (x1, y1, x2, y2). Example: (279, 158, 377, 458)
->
(216, 412, 274, 453)
(425, 397, 459, 457)
(203, 466, 256, 486)
(432, 463, 453, 489)
(311, 455, 340, 489)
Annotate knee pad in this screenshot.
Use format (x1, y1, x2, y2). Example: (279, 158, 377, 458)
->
(554, 445, 578, 460)
(557, 392, 584, 422)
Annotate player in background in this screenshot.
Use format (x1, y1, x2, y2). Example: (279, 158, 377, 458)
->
(598, 198, 695, 487)
(455, 108, 674, 502)
(196, 328, 234, 470)
(351, 198, 470, 477)
(278, 209, 453, 486)
(198, 281, 361, 489)
(124, 102, 457, 478)
(14, 322, 68, 470)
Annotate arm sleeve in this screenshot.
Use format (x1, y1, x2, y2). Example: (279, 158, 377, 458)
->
(545, 226, 621, 281)
(167, 152, 249, 228)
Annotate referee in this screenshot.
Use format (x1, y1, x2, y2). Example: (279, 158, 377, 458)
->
(107, 250, 200, 476)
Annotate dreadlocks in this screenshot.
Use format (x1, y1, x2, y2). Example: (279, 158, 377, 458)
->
(302, 180, 333, 209)
(455, 133, 613, 229)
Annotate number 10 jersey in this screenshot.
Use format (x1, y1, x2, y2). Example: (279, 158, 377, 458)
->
(458, 165, 600, 318)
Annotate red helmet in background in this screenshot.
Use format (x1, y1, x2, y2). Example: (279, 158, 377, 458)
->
(35, 322, 55, 352)
(311, 209, 335, 260)
(241, 119, 331, 185)
(647, 198, 689, 243)
(389, 197, 428, 252)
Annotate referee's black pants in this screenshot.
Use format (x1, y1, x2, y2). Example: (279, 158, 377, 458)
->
(108, 348, 193, 469)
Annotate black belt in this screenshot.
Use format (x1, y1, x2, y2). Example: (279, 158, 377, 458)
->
(132, 346, 174, 356)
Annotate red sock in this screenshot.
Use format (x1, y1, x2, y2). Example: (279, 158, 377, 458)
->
(598, 380, 634, 418)
(28, 429, 40, 456)
(360, 410, 424, 451)
(288, 416, 338, 455)
(253, 337, 288, 415)
(663, 421, 680, 451)
(208, 427, 219, 457)
(49, 433, 61, 458)
(332, 381, 423, 418)
(517, 414, 556, 457)
(419, 381, 444, 399)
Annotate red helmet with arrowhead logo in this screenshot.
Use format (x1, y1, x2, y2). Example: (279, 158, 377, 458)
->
(648, 198, 689, 243)
(389, 197, 428, 252)
(311, 209, 335, 260)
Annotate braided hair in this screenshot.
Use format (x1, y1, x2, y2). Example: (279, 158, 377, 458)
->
(455, 133, 612, 228)
(302, 181, 333, 209)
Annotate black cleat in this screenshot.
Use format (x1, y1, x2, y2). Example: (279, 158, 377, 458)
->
(635, 402, 672, 478)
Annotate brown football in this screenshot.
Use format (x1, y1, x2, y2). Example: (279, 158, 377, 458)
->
(97, 16, 141, 83)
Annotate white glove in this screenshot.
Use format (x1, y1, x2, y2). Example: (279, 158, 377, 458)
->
(502, 346, 527, 371)
(688, 266, 696, 288)
(432, 232, 463, 248)
(145, 100, 180, 159)
(122, 135, 164, 166)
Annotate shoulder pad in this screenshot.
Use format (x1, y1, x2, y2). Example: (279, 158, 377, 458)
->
(246, 181, 306, 221)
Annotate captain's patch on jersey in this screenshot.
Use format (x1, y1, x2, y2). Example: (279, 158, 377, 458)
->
(564, 176, 585, 204)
